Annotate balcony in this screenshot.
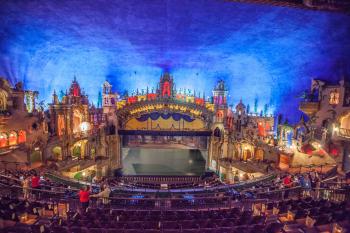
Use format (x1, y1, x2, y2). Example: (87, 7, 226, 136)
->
(338, 128, 350, 139)
(299, 101, 319, 116)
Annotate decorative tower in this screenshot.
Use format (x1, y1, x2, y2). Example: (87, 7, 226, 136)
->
(212, 80, 228, 123)
(69, 76, 81, 97)
(102, 81, 117, 114)
(209, 80, 230, 175)
(49, 77, 90, 138)
(235, 99, 246, 133)
(235, 99, 246, 116)
(158, 72, 174, 98)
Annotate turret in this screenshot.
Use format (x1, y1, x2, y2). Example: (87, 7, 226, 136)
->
(212, 80, 229, 124)
(103, 81, 112, 94)
(235, 99, 246, 116)
(52, 90, 59, 104)
(212, 80, 228, 109)
(102, 81, 117, 114)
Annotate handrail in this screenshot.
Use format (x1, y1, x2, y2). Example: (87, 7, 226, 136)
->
(43, 171, 276, 193)
(1, 183, 348, 211)
(339, 128, 350, 138)
(0, 174, 80, 192)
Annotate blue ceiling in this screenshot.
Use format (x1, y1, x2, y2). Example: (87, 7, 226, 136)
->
(0, 0, 350, 122)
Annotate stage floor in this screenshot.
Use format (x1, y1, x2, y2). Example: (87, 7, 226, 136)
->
(122, 147, 206, 176)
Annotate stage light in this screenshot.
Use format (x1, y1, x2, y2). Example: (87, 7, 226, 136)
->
(82, 172, 86, 177)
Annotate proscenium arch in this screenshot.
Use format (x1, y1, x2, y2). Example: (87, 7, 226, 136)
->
(124, 111, 208, 131)
(117, 100, 213, 132)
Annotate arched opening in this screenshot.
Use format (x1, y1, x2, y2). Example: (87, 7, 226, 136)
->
(162, 81, 171, 97)
(241, 143, 254, 161)
(216, 110, 224, 122)
(18, 130, 26, 143)
(90, 148, 96, 159)
(71, 140, 88, 159)
(243, 149, 252, 161)
(57, 115, 65, 136)
(210, 159, 217, 171)
(0, 89, 8, 111)
(52, 146, 63, 160)
(8, 131, 17, 146)
(286, 130, 293, 147)
(233, 146, 239, 160)
(296, 126, 306, 142)
(258, 122, 265, 136)
(72, 109, 83, 134)
(329, 89, 340, 105)
(30, 151, 42, 163)
(30, 143, 42, 163)
(213, 127, 221, 137)
(255, 148, 264, 161)
(0, 133, 8, 147)
(72, 145, 81, 158)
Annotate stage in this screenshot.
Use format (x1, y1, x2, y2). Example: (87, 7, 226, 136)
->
(122, 147, 206, 176)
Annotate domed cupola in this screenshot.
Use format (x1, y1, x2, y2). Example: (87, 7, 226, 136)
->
(212, 80, 228, 108)
(214, 80, 226, 92)
(236, 99, 246, 115)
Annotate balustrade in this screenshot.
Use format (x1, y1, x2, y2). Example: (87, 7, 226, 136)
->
(339, 128, 350, 138)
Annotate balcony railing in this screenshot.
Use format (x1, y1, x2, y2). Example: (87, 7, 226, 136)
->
(339, 128, 350, 139)
(299, 101, 319, 116)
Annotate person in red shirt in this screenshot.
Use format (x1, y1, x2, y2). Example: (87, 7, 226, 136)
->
(283, 175, 292, 188)
(30, 172, 40, 199)
(79, 186, 90, 213)
(282, 175, 293, 199)
(31, 174, 40, 189)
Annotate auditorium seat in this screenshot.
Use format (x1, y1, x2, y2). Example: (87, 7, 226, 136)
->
(87, 228, 102, 233)
(143, 230, 160, 233)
